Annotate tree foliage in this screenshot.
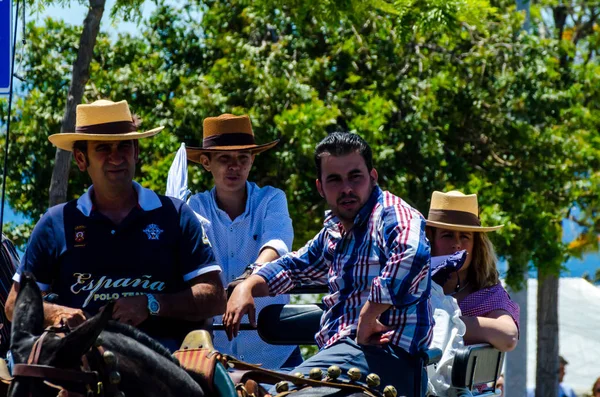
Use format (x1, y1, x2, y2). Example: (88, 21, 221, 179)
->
(1, 0, 599, 295)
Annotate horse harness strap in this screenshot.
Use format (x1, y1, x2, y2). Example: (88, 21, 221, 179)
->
(12, 325, 112, 397)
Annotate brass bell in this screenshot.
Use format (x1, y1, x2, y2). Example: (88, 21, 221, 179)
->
(109, 371, 121, 385)
(327, 365, 341, 380)
(347, 367, 362, 382)
(383, 385, 397, 397)
(103, 350, 117, 366)
(309, 368, 323, 380)
(275, 381, 289, 393)
(366, 373, 380, 388)
(292, 372, 305, 386)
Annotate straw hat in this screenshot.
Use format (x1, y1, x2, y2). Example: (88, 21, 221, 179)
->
(426, 191, 503, 232)
(186, 114, 278, 163)
(48, 100, 163, 151)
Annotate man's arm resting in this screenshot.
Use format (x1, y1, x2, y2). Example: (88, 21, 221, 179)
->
(112, 271, 226, 325)
(356, 300, 393, 345)
(6, 282, 86, 328)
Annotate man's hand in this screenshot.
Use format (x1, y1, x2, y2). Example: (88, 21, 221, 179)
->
(223, 284, 256, 341)
(111, 295, 149, 326)
(356, 300, 393, 346)
(356, 316, 392, 346)
(49, 306, 86, 328)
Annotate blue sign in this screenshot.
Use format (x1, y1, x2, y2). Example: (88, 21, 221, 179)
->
(0, 0, 12, 95)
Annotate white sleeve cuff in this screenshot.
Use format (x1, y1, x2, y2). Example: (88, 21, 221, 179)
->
(183, 264, 222, 282)
(260, 239, 290, 257)
(12, 272, 51, 292)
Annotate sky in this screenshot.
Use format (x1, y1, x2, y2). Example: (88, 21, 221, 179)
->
(1, 1, 599, 279)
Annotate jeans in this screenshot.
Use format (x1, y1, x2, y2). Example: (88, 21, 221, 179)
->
(270, 338, 427, 397)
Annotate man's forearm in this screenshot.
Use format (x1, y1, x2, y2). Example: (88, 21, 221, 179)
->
(359, 300, 392, 321)
(242, 274, 270, 298)
(156, 272, 226, 321)
(255, 247, 280, 264)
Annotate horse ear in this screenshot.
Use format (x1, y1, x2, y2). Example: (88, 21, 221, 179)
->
(11, 272, 44, 337)
(56, 302, 115, 362)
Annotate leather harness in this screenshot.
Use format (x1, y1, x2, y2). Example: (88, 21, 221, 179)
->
(10, 325, 120, 397)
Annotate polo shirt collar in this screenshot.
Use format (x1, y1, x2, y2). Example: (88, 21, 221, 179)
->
(76, 181, 162, 217)
(324, 185, 382, 230)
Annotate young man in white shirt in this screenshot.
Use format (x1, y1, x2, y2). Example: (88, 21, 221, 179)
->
(167, 114, 300, 369)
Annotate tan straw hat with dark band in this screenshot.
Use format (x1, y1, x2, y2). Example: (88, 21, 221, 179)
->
(426, 191, 503, 232)
(186, 114, 279, 163)
(48, 100, 163, 151)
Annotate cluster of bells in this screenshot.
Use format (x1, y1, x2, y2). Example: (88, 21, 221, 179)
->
(96, 337, 125, 397)
(274, 366, 398, 397)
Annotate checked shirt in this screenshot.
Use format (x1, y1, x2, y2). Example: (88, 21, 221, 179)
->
(254, 186, 434, 356)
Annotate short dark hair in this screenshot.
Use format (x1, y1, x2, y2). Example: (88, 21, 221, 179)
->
(314, 132, 373, 179)
(73, 140, 87, 154)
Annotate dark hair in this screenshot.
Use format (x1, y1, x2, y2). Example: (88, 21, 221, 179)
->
(314, 132, 373, 179)
(73, 140, 88, 154)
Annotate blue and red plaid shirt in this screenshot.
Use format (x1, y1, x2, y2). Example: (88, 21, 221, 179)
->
(253, 186, 434, 356)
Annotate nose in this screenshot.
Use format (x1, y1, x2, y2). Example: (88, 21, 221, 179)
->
(452, 235, 462, 250)
(341, 179, 354, 195)
(227, 158, 241, 170)
(108, 146, 124, 165)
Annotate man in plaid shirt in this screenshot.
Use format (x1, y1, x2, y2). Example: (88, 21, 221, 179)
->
(224, 132, 434, 395)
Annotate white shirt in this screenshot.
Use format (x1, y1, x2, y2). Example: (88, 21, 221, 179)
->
(188, 182, 295, 369)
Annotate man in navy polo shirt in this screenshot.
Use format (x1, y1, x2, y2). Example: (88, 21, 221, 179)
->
(5, 100, 226, 349)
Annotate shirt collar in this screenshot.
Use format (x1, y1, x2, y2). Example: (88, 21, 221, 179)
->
(210, 181, 253, 221)
(76, 181, 162, 217)
(323, 185, 382, 229)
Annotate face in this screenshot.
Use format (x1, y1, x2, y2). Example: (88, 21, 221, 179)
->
(200, 151, 255, 193)
(316, 151, 378, 226)
(593, 378, 600, 397)
(432, 228, 475, 270)
(74, 140, 138, 190)
(559, 362, 566, 383)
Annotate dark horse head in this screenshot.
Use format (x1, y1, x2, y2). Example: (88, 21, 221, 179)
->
(9, 272, 204, 397)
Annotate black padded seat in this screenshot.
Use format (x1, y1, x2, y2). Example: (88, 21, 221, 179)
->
(451, 343, 504, 390)
(257, 304, 324, 345)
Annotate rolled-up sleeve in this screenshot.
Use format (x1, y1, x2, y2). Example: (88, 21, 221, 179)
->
(253, 229, 328, 296)
(259, 189, 293, 256)
(369, 206, 431, 307)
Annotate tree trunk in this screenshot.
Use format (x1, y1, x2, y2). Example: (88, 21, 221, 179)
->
(48, 0, 106, 206)
(535, 272, 559, 397)
(505, 274, 528, 397)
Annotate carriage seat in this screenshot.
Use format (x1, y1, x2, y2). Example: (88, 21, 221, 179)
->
(256, 304, 503, 397)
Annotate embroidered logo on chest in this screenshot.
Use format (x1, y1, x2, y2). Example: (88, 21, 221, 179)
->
(74, 225, 86, 247)
(143, 224, 164, 240)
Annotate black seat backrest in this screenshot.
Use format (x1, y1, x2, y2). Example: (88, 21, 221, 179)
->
(257, 304, 323, 345)
(451, 344, 504, 390)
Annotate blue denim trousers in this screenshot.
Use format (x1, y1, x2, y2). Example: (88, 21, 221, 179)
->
(270, 338, 427, 397)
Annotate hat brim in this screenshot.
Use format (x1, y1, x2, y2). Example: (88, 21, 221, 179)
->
(48, 127, 164, 151)
(426, 219, 504, 233)
(186, 140, 279, 163)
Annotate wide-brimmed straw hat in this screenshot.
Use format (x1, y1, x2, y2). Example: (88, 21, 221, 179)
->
(426, 191, 503, 232)
(48, 100, 163, 151)
(186, 114, 279, 163)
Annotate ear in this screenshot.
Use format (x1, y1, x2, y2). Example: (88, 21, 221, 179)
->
(370, 168, 378, 185)
(73, 149, 88, 171)
(53, 302, 114, 365)
(11, 272, 44, 339)
(10, 273, 45, 364)
(200, 154, 211, 172)
(315, 179, 324, 198)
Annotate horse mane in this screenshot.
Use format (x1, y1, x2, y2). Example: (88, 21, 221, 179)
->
(104, 321, 180, 366)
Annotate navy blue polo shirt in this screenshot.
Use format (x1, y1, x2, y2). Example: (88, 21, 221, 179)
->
(15, 182, 221, 339)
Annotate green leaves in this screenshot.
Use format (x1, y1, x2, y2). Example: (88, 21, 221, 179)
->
(1, 0, 599, 286)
